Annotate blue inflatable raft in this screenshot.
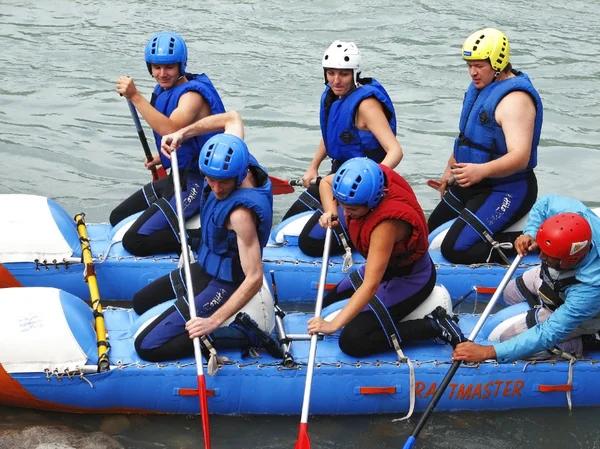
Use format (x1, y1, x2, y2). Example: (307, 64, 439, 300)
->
(0, 285, 595, 416)
(2, 194, 598, 305)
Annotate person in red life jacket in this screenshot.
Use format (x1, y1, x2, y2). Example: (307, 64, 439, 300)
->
(307, 158, 464, 357)
(110, 31, 226, 257)
(453, 196, 600, 363)
(283, 40, 403, 259)
(428, 28, 541, 265)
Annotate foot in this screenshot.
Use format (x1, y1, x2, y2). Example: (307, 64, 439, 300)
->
(230, 312, 284, 359)
(428, 306, 467, 348)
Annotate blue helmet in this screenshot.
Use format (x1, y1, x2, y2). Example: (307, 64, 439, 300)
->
(144, 31, 188, 75)
(332, 158, 385, 209)
(199, 134, 250, 186)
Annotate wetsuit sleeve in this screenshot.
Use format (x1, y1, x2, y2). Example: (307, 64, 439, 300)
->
(493, 283, 600, 363)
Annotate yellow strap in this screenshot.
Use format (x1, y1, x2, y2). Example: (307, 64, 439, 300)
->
(74, 213, 109, 372)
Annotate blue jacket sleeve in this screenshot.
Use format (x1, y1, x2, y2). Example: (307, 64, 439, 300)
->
(493, 283, 600, 363)
(523, 195, 591, 238)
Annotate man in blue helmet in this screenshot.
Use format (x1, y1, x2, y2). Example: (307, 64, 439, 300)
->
(307, 158, 464, 358)
(110, 31, 226, 257)
(428, 28, 542, 265)
(132, 111, 279, 362)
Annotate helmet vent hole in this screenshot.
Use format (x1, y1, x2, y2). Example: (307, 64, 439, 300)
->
(344, 56, 350, 62)
(324, 55, 329, 61)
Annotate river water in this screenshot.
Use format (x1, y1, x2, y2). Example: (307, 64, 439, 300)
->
(1, 0, 599, 448)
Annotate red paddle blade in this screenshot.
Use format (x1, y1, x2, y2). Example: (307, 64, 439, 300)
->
(294, 423, 310, 449)
(270, 176, 295, 195)
(0, 264, 21, 288)
(427, 179, 442, 190)
(151, 165, 168, 182)
(197, 374, 211, 449)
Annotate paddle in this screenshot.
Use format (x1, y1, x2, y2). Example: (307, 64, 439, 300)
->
(426, 178, 456, 191)
(125, 98, 167, 182)
(269, 177, 320, 195)
(294, 225, 333, 449)
(402, 254, 523, 449)
(0, 264, 21, 288)
(169, 144, 211, 449)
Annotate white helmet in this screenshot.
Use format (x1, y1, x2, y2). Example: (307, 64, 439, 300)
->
(322, 40, 362, 87)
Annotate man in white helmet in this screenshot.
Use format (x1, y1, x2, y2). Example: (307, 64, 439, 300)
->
(284, 40, 403, 258)
(428, 28, 542, 265)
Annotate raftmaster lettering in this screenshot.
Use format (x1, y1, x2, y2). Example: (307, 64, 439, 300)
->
(415, 379, 524, 400)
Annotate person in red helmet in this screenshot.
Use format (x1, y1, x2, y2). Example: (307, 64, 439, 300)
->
(453, 194, 600, 363)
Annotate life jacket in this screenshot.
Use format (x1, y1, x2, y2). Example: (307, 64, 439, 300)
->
(196, 155, 273, 283)
(151, 73, 226, 173)
(347, 165, 429, 267)
(320, 78, 396, 168)
(515, 263, 580, 312)
(453, 71, 543, 183)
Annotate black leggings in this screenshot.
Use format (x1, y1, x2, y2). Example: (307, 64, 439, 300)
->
(110, 176, 173, 226)
(324, 263, 438, 357)
(427, 172, 537, 264)
(282, 183, 321, 220)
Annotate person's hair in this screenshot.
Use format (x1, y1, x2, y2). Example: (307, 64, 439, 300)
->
(501, 62, 513, 74)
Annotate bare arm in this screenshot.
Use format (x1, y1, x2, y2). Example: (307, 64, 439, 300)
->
(357, 98, 403, 169)
(161, 111, 245, 156)
(131, 89, 209, 136)
(319, 173, 337, 212)
(207, 207, 264, 327)
(302, 139, 328, 187)
(483, 91, 537, 178)
(325, 220, 412, 331)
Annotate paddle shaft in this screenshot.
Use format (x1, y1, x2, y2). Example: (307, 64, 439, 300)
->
(125, 99, 163, 181)
(170, 149, 211, 449)
(288, 177, 320, 187)
(403, 254, 523, 449)
(299, 227, 333, 423)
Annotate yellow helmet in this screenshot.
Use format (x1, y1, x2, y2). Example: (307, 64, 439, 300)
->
(462, 28, 510, 71)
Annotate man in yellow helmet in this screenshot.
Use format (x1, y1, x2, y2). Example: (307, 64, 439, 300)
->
(428, 28, 543, 265)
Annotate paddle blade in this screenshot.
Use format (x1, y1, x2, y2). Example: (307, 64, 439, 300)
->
(294, 423, 310, 449)
(151, 165, 168, 182)
(427, 179, 442, 190)
(0, 264, 21, 288)
(270, 176, 295, 195)
(197, 374, 211, 449)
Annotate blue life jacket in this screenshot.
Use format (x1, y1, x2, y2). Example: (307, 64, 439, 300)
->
(453, 71, 543, 183)
(196, 155, 273, 283)
(151, 73, 226, 173)
(320, 78, 396, 168)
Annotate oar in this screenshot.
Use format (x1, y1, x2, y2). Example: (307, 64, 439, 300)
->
(402, 254, 523, 449)
(269, 176, 320, 195)
(169, 143, 211, 449)
(0, 264, 21, 288)
(125, 99, 167, 182)
(294, 225, 333, 449)
(426, 178, 456, 191)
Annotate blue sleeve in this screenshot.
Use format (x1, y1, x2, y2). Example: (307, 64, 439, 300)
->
(523, 195, 591, 238)
(493, 283, 600, 363)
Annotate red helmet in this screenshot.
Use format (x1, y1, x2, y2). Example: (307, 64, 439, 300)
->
(536, 213, 592, 269)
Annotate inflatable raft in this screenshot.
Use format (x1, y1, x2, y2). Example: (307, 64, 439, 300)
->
(0, 284, 594, 416)
(3, 194, 599, 305)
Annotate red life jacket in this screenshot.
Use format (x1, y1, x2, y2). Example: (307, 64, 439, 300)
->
(347, 165, 429, 266)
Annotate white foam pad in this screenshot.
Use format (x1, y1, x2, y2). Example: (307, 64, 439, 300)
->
(274, 214, 312, 244)
(0, 195, 74, 263)
(0, 288, 89, 373)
